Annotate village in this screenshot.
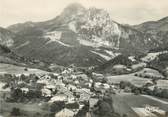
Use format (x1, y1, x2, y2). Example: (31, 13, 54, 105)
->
(0, 65, 117, 117)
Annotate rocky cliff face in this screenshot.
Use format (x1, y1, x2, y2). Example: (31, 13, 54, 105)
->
(0, 27, 14, 47)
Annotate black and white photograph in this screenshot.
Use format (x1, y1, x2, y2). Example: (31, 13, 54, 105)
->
(0, 0, 168, 117)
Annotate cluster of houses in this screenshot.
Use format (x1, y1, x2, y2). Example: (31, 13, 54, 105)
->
(0, 66, 115, 117)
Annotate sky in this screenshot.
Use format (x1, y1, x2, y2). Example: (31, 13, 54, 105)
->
(0, 0, 168, 27)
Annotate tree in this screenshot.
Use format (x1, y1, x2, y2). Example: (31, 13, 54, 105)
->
(101, 78, 107, 83)
(161, 89, 168, 98)
(65, 102, 79, 109)
(50, 101, 65, 113)
(134, 89, 140, 95)
(26, 90, 42, 99)
(24, 67, 28, 71)
(10, 108, 21, 116)
(11, 88, 23, 102)
(33, 112, 41, 117)
(91, 95, 117, 117)
(134, 74, 138, 76)
(165, 111, 168, 117)
(123, 114, 128, 117)
(119, 81, 132, 89)
(152, 79, 157, 85)
(75, 103, 89, 117)
(153, 86, 161, 96)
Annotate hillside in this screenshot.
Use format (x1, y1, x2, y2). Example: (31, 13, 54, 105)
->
(133, 16, 168, 50)
(0, 27, 51, 71)
(134, 17, 168, 33)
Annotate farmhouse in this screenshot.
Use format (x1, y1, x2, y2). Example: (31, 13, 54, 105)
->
(49, 94, 68, 103)
(55, 108, 74, 117)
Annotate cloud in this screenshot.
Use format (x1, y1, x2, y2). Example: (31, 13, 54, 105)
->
(0, 0, 168, 27)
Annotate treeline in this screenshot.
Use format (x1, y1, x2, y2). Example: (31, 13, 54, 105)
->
(119, 81, 168, 99)
(0, 44, 11, 53)
(148, 53, 168, 77)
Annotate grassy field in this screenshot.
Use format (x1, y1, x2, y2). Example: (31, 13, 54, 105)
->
(134, 68, 165, 79)
(0, 63, 49, 76)
(106, 74, 152, 87)
(111, 94, 139, 117)
(0, 98, 50, 117)
(157, 80, 168, 89)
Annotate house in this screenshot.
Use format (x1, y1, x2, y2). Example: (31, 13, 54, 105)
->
(76, 74, 89, 82)
(112, 64, 128, 74)
(79, 93, 90, 102)
(75, 88, 92, 102)
(37, 79, 49, 85)
(49, 94, 68, 103)
(124, 86, 132, 93)
(92, 72, 104, 77)
(148, 86, 155, 91)
(145, 105, 166, 116)
(45, 84, 56, 92)
(74, 80, 79, 85)
(67, 84, 77, 91)
(55, 108, 74, 117)
(41, 88, 52, 97)
(94, 82, 107, 94)
(92, 72, 104, 82)
(84, 82, 92, 88)
(89, 98, 98, 109)
(21, 87, 29, 93)
(70, 75, 77, 79)
(103, 83, 110, 89)
(0, 82, 11, 100)
(131, 63, 146, 71)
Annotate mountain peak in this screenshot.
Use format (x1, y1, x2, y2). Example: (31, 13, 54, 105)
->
(62, 3, 85, 15)
(65, 3, 85, 10)
(54, 3, 86, 24)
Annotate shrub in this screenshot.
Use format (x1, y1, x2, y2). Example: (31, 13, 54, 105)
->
(10, 88, 23, 102)
(134, 89, 140, 95)
(24, 68, 28, 71)
(161, 89, 168, 98)
(134, 74, 138, 76)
